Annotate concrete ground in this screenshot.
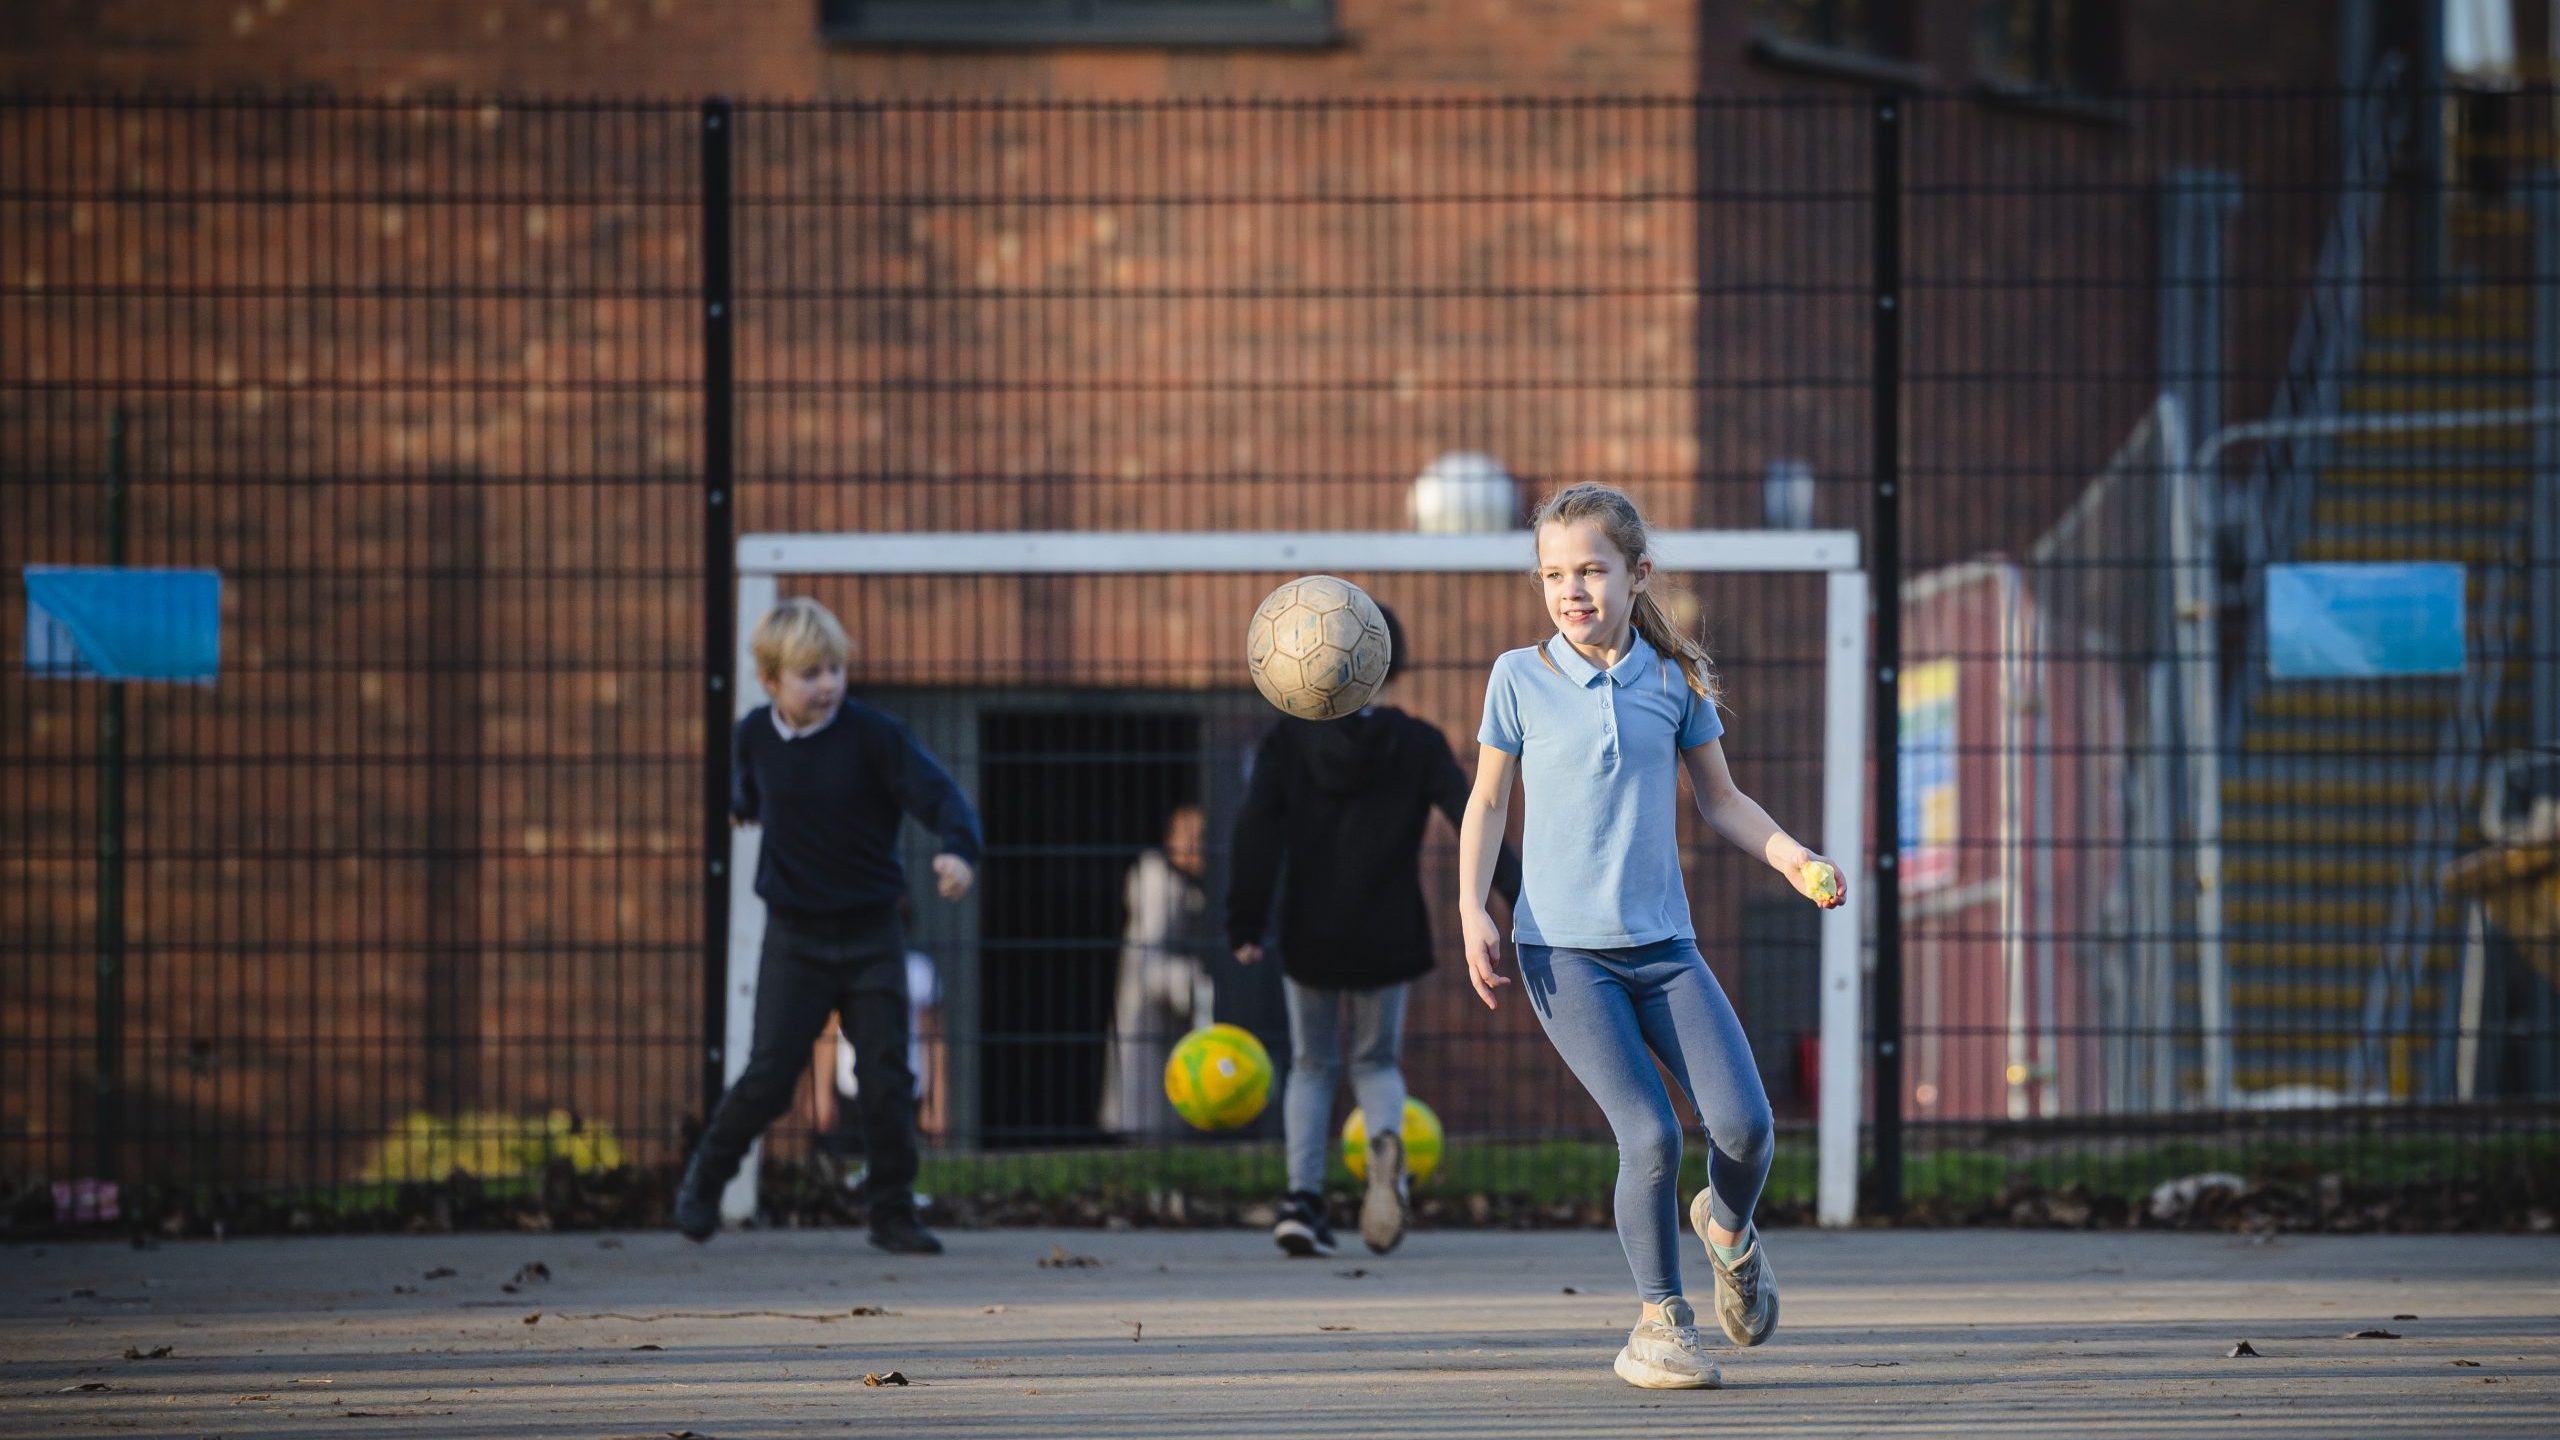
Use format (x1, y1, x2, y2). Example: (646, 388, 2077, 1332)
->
(4, 1225, 2555, 1438)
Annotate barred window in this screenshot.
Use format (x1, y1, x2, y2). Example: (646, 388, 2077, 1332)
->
(1748, 0, 1917, 63)
(820, 0, 1336, 47)
(1974, 0, 2119, 94)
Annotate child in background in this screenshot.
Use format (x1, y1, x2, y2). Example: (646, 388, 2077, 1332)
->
(1228, 604, 1520, 1257)
(1100, 803, 1217, 1139)
(676, 597, 981, 1256)
(1456, 484, 1845, 1389)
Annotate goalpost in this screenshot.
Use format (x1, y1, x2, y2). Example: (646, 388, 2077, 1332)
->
(725, 530, 1871, 1228)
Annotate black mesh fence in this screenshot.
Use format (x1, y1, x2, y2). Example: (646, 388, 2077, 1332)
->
(1, 85, 2552, 1235)
(1, 100, 708, 1216)
(1899, 82, 2559, 1219)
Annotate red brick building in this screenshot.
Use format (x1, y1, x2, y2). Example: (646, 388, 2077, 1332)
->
(1, 3, 2448, 1193)
(2, 2, 2372, 99)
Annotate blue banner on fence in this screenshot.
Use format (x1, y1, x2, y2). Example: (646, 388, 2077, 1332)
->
(22, 566, 222, 684)
(2265, 562, 2464, 679)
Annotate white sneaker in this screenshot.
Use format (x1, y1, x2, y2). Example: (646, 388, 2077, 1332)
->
(1359, 1132, 1408, 1255)
(1613, 1295, 1723, 1389)
(1690, 1188, 1778, 1347)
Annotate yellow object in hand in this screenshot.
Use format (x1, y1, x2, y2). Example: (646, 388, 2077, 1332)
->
(1801, 860, 1841, 905)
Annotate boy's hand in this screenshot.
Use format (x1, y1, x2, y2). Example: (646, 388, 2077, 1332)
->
(931, 853, 975, 901)
(1459, 907, 1510, 1010)
(1234, 943, 1265, 966)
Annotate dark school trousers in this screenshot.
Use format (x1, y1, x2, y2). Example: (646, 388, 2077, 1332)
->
(690, 902, 921, 1222)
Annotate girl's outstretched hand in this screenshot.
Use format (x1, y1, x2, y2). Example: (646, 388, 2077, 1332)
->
(1790, 852, 1848, 910)
(1459, 907, 1510, 1010)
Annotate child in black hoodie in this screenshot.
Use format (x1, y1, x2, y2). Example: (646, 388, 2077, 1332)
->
(1228, 605, 1520, 1256)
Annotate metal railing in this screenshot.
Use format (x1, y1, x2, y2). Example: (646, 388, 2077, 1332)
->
(2366, 518, 2520, 1098)
(2221, 56, 2409, 747)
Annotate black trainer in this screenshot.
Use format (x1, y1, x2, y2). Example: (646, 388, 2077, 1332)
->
(868, 1209, 944, 1256)
(673, 1151, 723, 1243)
(1272, 1191, 1337, 1258)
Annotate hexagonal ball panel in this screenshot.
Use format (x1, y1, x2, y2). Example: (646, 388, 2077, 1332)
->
(1274, 602, 1328, 661)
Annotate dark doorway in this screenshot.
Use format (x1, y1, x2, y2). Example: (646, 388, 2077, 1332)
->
(976, 708, 1200, 1145)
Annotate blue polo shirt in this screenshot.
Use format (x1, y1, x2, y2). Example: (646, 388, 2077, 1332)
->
(1478, 632, 1723, 949)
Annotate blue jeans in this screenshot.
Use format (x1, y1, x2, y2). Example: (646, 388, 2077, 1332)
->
(1518, 937, 1774, 1304)
(1281, 977, 1410, 1196)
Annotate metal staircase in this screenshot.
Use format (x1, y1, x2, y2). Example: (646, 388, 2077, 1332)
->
(2213, 277, 2537, 1102)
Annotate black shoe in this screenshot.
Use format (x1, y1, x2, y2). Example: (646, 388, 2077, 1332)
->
(868, 1210, 944, 1256)
(673, 1151, 725, 1243)
(1273, 1191, 1337, 1258)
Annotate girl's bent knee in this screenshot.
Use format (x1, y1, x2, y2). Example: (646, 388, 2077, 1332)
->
(1723, 1110, 1776, 1171)
(1616, 1122, 1682, 1186)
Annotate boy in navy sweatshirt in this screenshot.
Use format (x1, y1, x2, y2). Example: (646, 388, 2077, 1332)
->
(675, 598, 982, 1255)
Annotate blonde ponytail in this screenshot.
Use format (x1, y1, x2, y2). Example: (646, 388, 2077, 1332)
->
(1631, 590, 1720, 704)
(1529, 481, 1723, 705)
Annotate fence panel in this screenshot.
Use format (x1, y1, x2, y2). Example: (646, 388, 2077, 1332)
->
(3, 86, 2553, 1230)
(0, 100, 706, 1207)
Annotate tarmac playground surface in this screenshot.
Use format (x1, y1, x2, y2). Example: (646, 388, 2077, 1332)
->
(5, 1224, 2556, 1438)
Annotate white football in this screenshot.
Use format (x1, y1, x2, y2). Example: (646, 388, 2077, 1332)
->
(1245, 575, 1392, 721)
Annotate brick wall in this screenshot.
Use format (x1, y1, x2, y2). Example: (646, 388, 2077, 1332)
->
(1, 3, 2358, 1188)
(2, 1, 2342, 97)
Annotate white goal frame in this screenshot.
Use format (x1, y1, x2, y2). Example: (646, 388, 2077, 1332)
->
(726, 531, 1870, 1229)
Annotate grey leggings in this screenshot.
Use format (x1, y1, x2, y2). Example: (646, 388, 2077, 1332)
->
(1518, 936, 1774, 1305)
(1281, 976, 1409, 1196)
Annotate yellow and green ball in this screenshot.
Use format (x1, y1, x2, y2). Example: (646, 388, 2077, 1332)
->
(1162, 1023, 1274, 1131)
(1341, 1097, 1444, 1184)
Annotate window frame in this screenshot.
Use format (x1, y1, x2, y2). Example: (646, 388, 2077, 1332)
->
(1971, 0, 2121, 99)
(1744, 0, 1936, 90)
(819, 0, 1339, 48)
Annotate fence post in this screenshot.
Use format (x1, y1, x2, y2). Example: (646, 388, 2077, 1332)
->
(1817, 569, 1870, 1227)
(701, 99, 738, 1130)
(2159, 170, 2240, 1112)
(2412, 4, 2448, 310)
(2159, 170, 2241, 481)
(94, 408, 129, 1185)
(1868, 92, 1905, 1217)
(2532, 170, 2559, 752)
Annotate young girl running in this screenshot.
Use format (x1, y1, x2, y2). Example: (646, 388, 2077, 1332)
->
(1457, 482, 1846, 1390)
